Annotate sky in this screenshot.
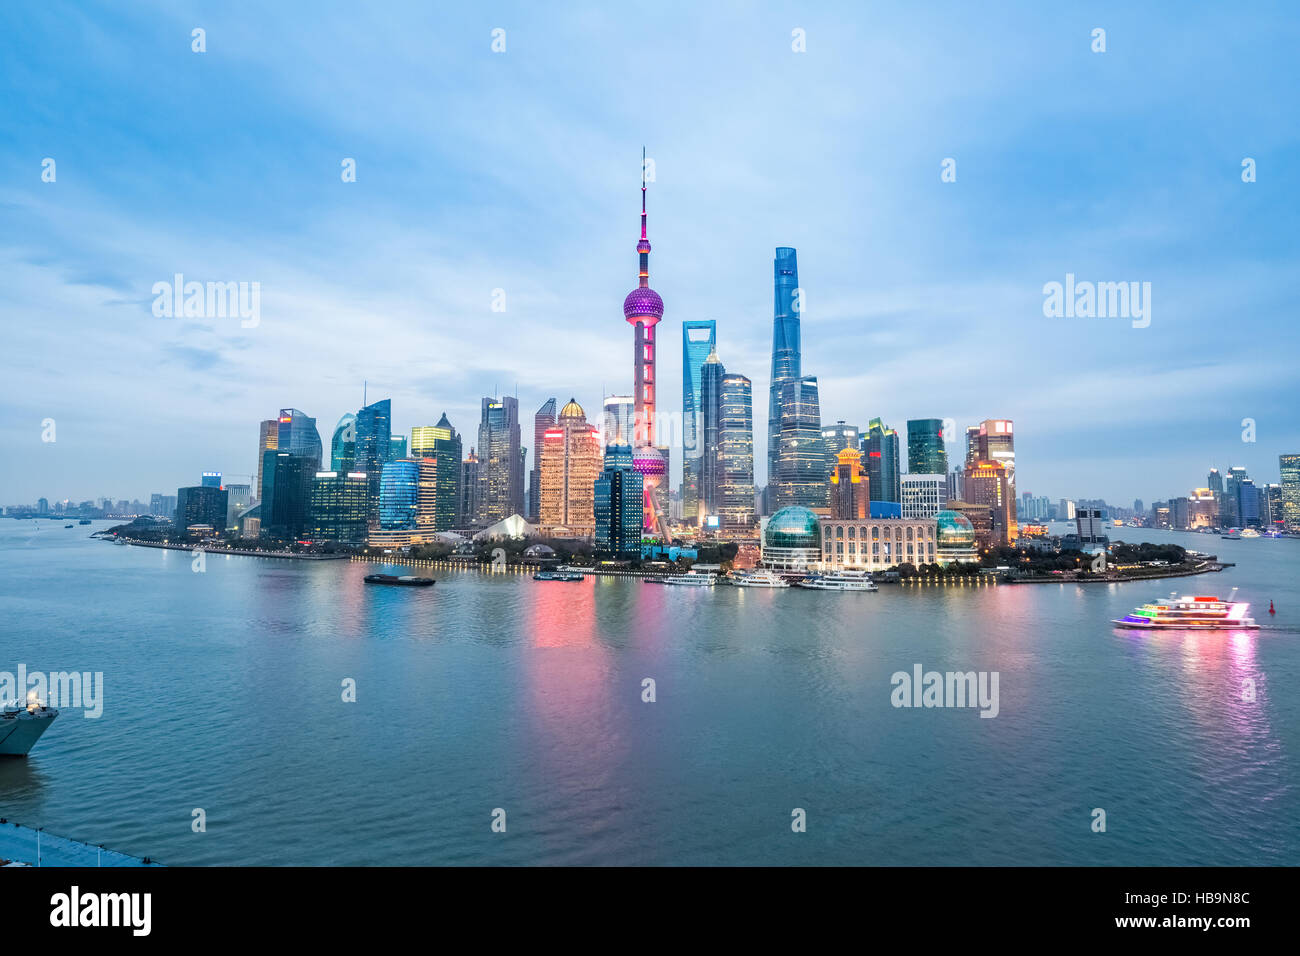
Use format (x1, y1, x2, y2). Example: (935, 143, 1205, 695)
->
(2, 0, 1298, 507)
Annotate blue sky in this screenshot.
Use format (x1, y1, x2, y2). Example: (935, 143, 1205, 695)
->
(2, 0, 1297, 506)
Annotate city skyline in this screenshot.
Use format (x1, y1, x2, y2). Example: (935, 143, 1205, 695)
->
(3, 3, 1298, 505)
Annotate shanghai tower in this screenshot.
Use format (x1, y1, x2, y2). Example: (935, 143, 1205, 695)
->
(767, 247, 801, 505)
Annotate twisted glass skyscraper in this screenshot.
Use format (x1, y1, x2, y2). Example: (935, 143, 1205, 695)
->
(767, 248, 801, 506)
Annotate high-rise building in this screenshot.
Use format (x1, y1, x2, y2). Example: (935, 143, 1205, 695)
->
(389, 436, 407, 460)
(698, 350, 725, 519)
(1189, 488, 1217, 529)
(476, 396, 524, 523)
(256, 419, 279, 502)
(602, 395, 634, 448)
(718, 373, 755, 530)
(863, 418, 901, 505)
(529, 398, 557, 522)
(355, 399, 392, 521)
(224, 483, 252, 530)
(150, 493, 177, 517)
(460, 449, 480, 527)
(1223, 466, 1248, 526)
(681, 320, 717, 524)
(1259, 482, 1283, 529)
(963, 460, 1013, 545)
(201, 472, 222, 488)
(766, 247, 802, 506)
(261, 452, 315, 539)
(829, 446, 869, 519)
(964, 426, 982, 470)
(330, 413, 356, 472)
(1058, 498, 1076, 521)
(622, 153, 669, 539)
(538, 399, 602, 537)
(1279, 455, 1300, 531)
(378, 460, 421, 530)
(973, 419, 1016, 540)
(309, 471, 369, 543)
(410, 414, 463, 531)
(821, 422, 861, 484)
(174, 484, 228, 534)
(775, 376, 825, 509)
(277, 409, 323, 470)
(906, 419, 948, 475)
(901, 474, 948, 519)
(594, 445, 644, 557)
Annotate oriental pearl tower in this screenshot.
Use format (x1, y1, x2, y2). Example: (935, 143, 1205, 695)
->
(624, 150, 668, 539)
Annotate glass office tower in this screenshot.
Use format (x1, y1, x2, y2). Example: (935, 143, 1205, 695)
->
(529, 398, 557, 521)
(594, 444, 644, 557)
(906, 418, 948, 475)
(411, 413, 463, 531)
(775, 375, 825, 509)
(698, 349, 725, 518)
(378, 459, 421, 530)
(331, 413, 356, 472)
(277, 409, 323, 469)
(355, 399, 392, 520)
(864, 418, 901, 504)
(718, 373, 755, 529)
(767, 248, 802, 504)
(681, 320, 717, 524)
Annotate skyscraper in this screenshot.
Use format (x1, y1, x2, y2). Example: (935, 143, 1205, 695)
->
(529, 398, 557, 522)
(594, 445, 644, 557)
(829, 447, 869, 519)
(907, 419, 948, 475)
(681, 320, 717, 524)
(277, 409, 323, 469)
(476, 396, 524, 523)
(775, 376, 825, 509)
(718, 373, 755, 529)
(1224, 466, 1248, 526)
(174, 484, 228, 533)
(355, 399, 392, 521)
(411, 413, 463, 531)
(256, 419, 279, 502)
(330, 413, 356, 472)
(378, 459, 421, 530)
(602, 395, 634, 448)
(623, 152, 668, 538)
(901, 474, 948, 519)
(1280, 454, 1300, 531)
(821, 422, 861, 483)
(767, 247, 802, 507)
(460, 449, 480, 527)
(698, 349, 725, 519)
(963, 460, 1013, 546)
(863, 418, 901, 504)
(974, 419, 1016, 540)
(309, 471, 369, 543)
(538, 399, 602, 537)
(261, 451, 315, 540)
(389, 436, 407, 460)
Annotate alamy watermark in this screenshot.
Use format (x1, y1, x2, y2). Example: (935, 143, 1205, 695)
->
(152, 273, 260, 328)
(891, 664, 999, 718)
(1, 665, 104, 717)
(1042, 273, 1151, 328)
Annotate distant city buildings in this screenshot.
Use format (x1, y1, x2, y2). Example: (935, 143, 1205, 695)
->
(538, 399, 601, 538)
(529, 398, 557, 522)
(906, 419, 947, 476)
(901, 473, 947, 519)
(476, 396, 524, 525)
(594, 444, 643, 557)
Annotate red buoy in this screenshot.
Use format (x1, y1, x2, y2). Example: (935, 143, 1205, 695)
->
(1269, 600, 1275, 615)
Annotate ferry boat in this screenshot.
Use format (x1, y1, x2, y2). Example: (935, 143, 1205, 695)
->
(1221, 529, 1242, 540)
(1113, 588, 1259, 630)
(534, 570, 584, 581)
(797, 570, 879, 592)
(1240, 528, 1260, 538)
(732, 569, 790, 588)
(363, 573, 435, 587)
(663, 571, 716, 586)
(0, 694, 59, 757)
(78, 518, 92, 525)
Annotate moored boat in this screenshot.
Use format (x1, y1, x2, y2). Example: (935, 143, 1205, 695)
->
(364, 573, 435, 587)
(534, 570, 585, 581)
(1113, 588, 1258, 629)
(0, 695, 59, 757)
(663, 571, 715, 586)
(732, 569, 790, 588)
(797, 570, 878, 591)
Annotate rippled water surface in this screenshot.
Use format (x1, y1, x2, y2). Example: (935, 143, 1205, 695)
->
(1, 521, 1297, 865)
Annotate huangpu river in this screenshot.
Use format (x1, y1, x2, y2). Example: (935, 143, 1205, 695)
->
(1, 520, 1297, 866)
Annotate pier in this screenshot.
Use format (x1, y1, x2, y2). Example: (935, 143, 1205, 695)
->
(0, 819, 160, 867)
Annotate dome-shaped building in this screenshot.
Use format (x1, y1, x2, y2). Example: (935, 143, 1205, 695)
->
(762, 506, 823, 569)
(935, 509, 978, 564)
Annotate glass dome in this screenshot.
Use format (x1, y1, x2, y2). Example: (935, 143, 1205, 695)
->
(935, 510, 976, 547)
(764, 506, 822, 549)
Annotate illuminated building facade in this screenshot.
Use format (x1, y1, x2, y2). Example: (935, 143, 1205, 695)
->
(411, 414, 463, 531)
(459, 449, 480, 527)
(309, 471, 369, 543)
(775, 376, 825, 509)
(255, 419, 279, 502)
(355, 398, 392, 521)
(538, 399, 602, 537)
(761, 506, 822, 569)
(829, 447, 869, 519)
(1278, 455, 1299, 530)
(377, 459, 420, 531)
(682, 320, 717, 524)
(699, 350, 725, 519)
(901, 473, 947, 519)
(819, 517, 936, 570)
(175, 484, 228, 534)
(603, 395, 634, 448)
(934, 510, 978, 564)
(476, 396, 524, 524)
(261, 451, 315, 539)
(277, 409, 323, 470)
(962, 460, 1014, 546)
(623, 153, 669, 538)
(822, 421, 860, 483)
(331, 413, 356, 472)
(718, 373, 755, 530)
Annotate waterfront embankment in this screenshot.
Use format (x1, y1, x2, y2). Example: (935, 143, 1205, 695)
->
(0, 819, 160, 867)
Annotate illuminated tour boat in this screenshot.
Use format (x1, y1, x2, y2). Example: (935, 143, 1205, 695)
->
(1113, 588, 1259, 630)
